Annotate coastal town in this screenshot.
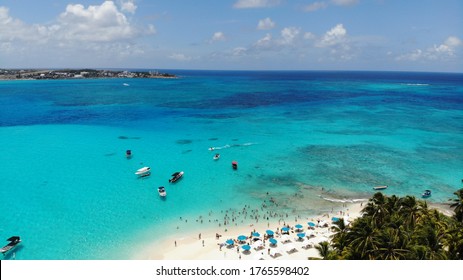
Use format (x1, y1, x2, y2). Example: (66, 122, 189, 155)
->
(0, 69, 176, 80)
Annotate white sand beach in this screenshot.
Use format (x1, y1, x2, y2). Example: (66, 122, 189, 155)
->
(134, 202, 364, 260)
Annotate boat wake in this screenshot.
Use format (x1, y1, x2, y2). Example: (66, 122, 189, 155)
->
(208, 142, 258, 151)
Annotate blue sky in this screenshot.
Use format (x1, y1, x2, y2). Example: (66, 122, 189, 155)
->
(1, 0, 462, 72)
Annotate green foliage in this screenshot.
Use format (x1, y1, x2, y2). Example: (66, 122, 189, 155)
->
(328, 189, 463, 260)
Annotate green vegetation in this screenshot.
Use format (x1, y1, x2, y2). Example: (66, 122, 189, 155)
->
(316, 189, 463, 260)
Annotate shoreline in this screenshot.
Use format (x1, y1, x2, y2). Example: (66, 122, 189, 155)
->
(0, 68, 176, 80)
(132, 199, 455, 260)
(133, 201, 365, 260)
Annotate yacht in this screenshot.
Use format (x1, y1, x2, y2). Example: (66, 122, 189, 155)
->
(169, 171, 184, 183)
(0, 236, 21, 255)
(135, 167, 151, 177)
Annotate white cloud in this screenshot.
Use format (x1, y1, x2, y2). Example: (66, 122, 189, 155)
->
(317, 24, 347, 47)
(233, 0, 280, 9)
(443, 36, 462, 48)
(315, 24, 354, 61)
(121, 0, 137, 14)
(257, 17, 275, 30)
(396, 36, 462, 61)
(232, 47, 248, 56)
(210, 31, 226, 42)
(169, 53, 192, 61)
(0, 1, 156, 67)
(304, 32, 316, 40)
(0, 1, 153, 45)
(331, 0, 359, 6)
(57, 1, 139, 42)
(0, 7, 46, 42)
(255, 33, 273, 48)
(280, 27, 301, 45)
(304, 2, 328, 12)
(304, 0, 358, 12)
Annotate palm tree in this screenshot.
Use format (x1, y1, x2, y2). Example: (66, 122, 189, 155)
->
(362, 192, 388, 227)
(449, 188, 463, 223)
(345, 217, 381, 259)
(398, 196, 427, 229)
(412, 209, 448, 260)
(315, 241, 332, 259)
(375, 227, 410, 260)
(443, 223, 463, 260)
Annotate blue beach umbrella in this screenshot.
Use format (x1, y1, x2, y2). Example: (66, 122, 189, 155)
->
(269, 238, 278, 245)
(226, 239, 234, 245)
(237, 235, 247, 241)
(297, 233, 306, 239)
(281, 227, 290, 232)
(331, 217, 340, 222)
(295, 224, 303, 229)
(252, 232, 260, 237)
(266, 230, 274, 236)
(241, 244, 251, 251)
(308, 222, 316, 227)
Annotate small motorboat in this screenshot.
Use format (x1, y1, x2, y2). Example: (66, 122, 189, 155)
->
(213, 153, 220, 160)
(422, 189, 432, 198)
(373, 185, 388, 190)
(0, 236, 21, 255)
(232, 161, 238, 170)
(126, 149, 132, 158)
(169, 171, 184, 183)
(158, 186, 166, 197)
(123, 83, 130, 86)
(135, 167, 151, 177)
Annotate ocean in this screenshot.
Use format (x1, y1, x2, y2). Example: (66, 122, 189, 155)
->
(1, 70, 462, 259)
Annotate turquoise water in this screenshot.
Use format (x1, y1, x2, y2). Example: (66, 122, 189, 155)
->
(1, 71, 462, 259)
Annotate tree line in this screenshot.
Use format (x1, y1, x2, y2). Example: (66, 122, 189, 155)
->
(316, 189, 463, 260)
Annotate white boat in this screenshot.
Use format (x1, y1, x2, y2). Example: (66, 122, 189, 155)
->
(373, 185, 388, 190)
(0, 236, 21, 255)
(169, 171, 184, 183)
(123, 83, 130, 86)
(213, 153, 220, 160)
(158, 186, 166, 197)
(135, 167, 151, 177)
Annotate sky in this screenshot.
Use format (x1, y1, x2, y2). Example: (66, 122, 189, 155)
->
(0, 0, 462, 72)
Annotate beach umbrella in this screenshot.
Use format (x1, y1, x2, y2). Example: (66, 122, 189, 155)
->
(237, 235, 247, 241)
(269, 238, 278, 245)
(241, 244, 251, 251)
(252, 232, 261, 237)
(226, 239, 234, 246)
(331, 217, 340, 222)
(266, 230, 274, 236)
(295, 224, 303, 229)
(308, 222, 316, 227)
(281, 227, 290, 232)
(297, 232, 306, 239)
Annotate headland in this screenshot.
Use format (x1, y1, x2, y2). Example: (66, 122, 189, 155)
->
(0, 68, 176, 80)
